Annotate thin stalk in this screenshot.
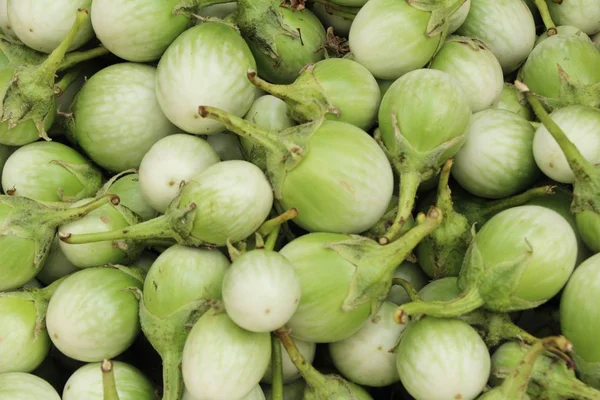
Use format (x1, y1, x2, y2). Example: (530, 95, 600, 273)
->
(435, 159, 455, 217)
(270, 334, 284, 400)
(58, 46, 110, 72)
(54, 68, 82, 95)
(101, 359, 120, 400)
(474, 185, 556, 221)
(59, 214, 172, 244)
(274, 328, 329, 391)
(516, 81, 597, 181)
(33, 8, 89, 83)
(486, 313, 540, 346)
(198, 105, 285, 155)
(380, 171, 422, 245)
(47, 194, 119, 226)
(395, 287, 485, 324)
(532, 0, 557, 34)
(264, 225, 280, 252)
(391, 278, 421, 303)
(257, 208, 298, 237)
(162, 350, 183, 400)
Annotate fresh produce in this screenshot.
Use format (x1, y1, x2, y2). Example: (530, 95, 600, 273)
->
(62, 361, 157, 400)
(560, 252, 600, 389)
(452, 109, 540, 199)
(182, 309, 271, 400)
(67, 62, 178, 172)
(36, 235, 79, 285)
(1, 141, 102, 202)
(546, 0, 600, 35)
(7, 0, 95, 53)
(376, 68, 471, 244)
(0, 372, 61, 399)
(457, 0, 536, 73)
(395, 317, 491, 400)
(45, 265, 143, 362)
(261, 338, 316, 384)
(247, 58, 381, 130)
(138, 134, 221, 213)
(492, 83, 535, 121)
(396, 205, 578, 322)
(60, 160, 274, 247)
(0, 194, 117, 291)
(386, 261, 428, 305)
(97, 172, 159, 222)
(90, 0, 190, 62)
(491, 340, 600, 399)
(155, 21, 259, 135)
(429, 36, 504, 113)
(199, 107, 394, 234)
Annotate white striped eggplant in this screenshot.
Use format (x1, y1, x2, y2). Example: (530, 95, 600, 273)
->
(492, 83, 535, 121)
(247, 58, 381, 130)
(0, 194, 117, 291)
(198, 106, 394, 234)
(457, 0, 536, 73)
(60, 160, 274, 247)
(349, 0, 467, 80)
(397, 205, 578, 322)
(262, 338, 316, 384)
(155, 21, 259, 135)
(97, 173, 159, 222)
(546, 0, 600, 35)
(278, 208, 442, 343)
(376, 68, 471, 244)
(0, 372, 60, 399)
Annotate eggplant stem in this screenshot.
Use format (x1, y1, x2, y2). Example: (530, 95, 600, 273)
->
(531, 0, 557, 33)
(49, 194, 119, 225)
(380, 171, 421, 245)
(270, 334, 284, 400)
(391, 278, 421, 302)
(161, 350, 184, 400)
(258, 208, 298, 237)
(58, 46, 110, 72)
(101, 359, 120, 400)
(474, 185, 556, 222)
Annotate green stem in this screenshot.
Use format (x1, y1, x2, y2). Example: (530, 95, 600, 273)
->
(518, 81, 598, 181)
(500, 336, 571, 397)
(380, 171, 422, 245)
(54, 68, 82, 95)
(391, 278, 421, 302)
(435, 159, 456, 218)
(257, 208, 298, 237)
(59, 214, 172, 244)
(485, 312, 540, 346)
(162, 350, 183, 400)
(46, 194, 119, 226)
(532, 0, 557, 33)
(395, 287, 485, 324)
(270, 334, 284, 400)
(58, 46, 110, 72)
(101, 359, 120, 400)
(473, 185, 555, 222)
(33, 8, 89, 83)
(274, 328, 329, 391)
(265, 225, 280, 252)
(556, 376, 600, 399)
(173, 0, 233, 15)
(198, 105, 286, 156)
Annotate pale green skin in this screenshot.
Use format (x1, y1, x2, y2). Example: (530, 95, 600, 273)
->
(349, 0, 440, 79)
(262, 339, 316, 384)
(7, 0, 94, 53)
(0, 372, 60, 399)
(182, 311, 271, 400)
(521, 35, 600, 102)
(106, 173, 159, 221)
(457, 0, 536, 73)
(492, 83, 535, 121)
(280, 120, 394, 234)
(263, 380, 306, 400)
(238, 2, 326, 84)
(474, 205, 577, 304)
(241, 95, 295, 171)
(329, 302, 405, 387)
(176, 160, 273, 246)
(419, 277, 461, 301)
(0, 297, 51, 373)
(184, 385, 265, 400)
(0, 111, 55, 147)
(535, 25, 591, 46)
(279, 232, 371, 343)
(62, 361, 157, 400)
(386, 261, 428, 305)
(452, 109, 540, 199)
(58, 200, 139, 268)
(0, 144, 14, 182)
(547, 0, 600, 35)
(311, 3, 353, 37)
(448, 0, 471, 33)
(91, 0, 190, 62)
(576, 210, 600, 253)
(396, 317, 490, 400)
(69, 63, 178, 172)
(378, 69, 471, 154)
(312, 58, 381, 130)
(143, 245, 230, 319)
(222, 250, 301, 333)
(1, 141, 102, 202)
(0, 233, 36, 291)
(36, 235, 79, 285)
(561, 252, 600, 387)
(45, 267, 142, 362)
(429, 36, 504, 112)
(156, 22, 259, 135)
(206, 132, 244, 162)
